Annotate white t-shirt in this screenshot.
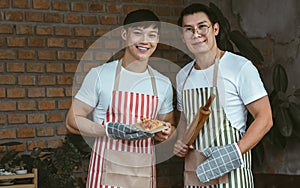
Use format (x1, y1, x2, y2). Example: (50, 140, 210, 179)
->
(176, 51, 267, 132)
(75, 60, 174, 125)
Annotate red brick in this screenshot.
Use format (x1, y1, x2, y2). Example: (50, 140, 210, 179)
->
(74, 27, 92, 37)
(57, 75, 73, 85)
(48, 38, 64, 48)
(105, 39, 120, 49)
(47, 139, 63, 148)
(0, 62, 4, 72)
(27, 140, 46, 150)
(46, 63, 63, 72)
(64, 63, 79, 73)
(56, 125, 67, 135)
(36, 126, 54, 137)
(0, 88, 5, 98)
(0, 37, 5, 47)
(107, 4, 122, 13)
(18, 101, 37, 110)
(36, 26, 53, 35)
(0, 24, 14, 34)
(25, 11, 43, 22)
(57, 51, 74, 60)
(18, 50, 35, 60)
(28, 88, 45, 98)
(94, 28, 110, 36)
(64, 14, 80, 24)
(0, 49, 16, 59)
(7, 143, 25, 152)
(38, 75, 56, 85)
(37, 50, 56, 60)
(16, 25, 34, 35)
(13, 0, 29, 9)
(7, 88, 25, 98)
(0, 0, 9, 8)
(38, 100, 55, 110)
(65, 87, 74, 97)
(0, 75, 16, 84)
(27, 62, 44, 73)
(85, 39, 96, 48)
(6, 62, 24, 72)
(33, 0, 50, 9)
(123, 5, 139, 14)
(47, 88, 64, 97)
(0, 129, 16, 139)
(58, 99, 71, 109)
(82, 15, 98, 24)
(52, 1, 68, 11)
(55, 26, 72, 36)
(45, 12, 62, 23)
(17, 128, 35, 138)
(5, 11, 23, 21)
(71, 2, 87, 12)
(89, 3, 104, 12)
(18, 75, 36, 85)
(0, 114, 6, 124)
(28, 113, 45, 124)
(8, 113, 26, 124)
(67, 39, 83, 48)
(28, 37, 46, 47)
(7, 37, 25, 47)
(46, 112, 63, 122)
(0, 101, 16, 111)
(100, 16, 117, 25)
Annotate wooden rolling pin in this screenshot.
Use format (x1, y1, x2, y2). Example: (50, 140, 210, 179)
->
(182, 94, 215, 145)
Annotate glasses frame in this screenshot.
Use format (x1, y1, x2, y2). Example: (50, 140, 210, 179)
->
(182, 24, 212, 37)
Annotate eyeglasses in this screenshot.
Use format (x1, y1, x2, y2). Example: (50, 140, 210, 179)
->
(182, 24, 212, 37)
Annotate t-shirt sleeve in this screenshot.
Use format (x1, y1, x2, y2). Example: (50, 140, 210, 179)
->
(158, 81, 174, 114)
(238, 62, 267, 105)
(75, 68, 101, 107)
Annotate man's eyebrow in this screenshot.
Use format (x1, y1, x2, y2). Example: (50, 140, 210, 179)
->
(183, 21, 208, 27)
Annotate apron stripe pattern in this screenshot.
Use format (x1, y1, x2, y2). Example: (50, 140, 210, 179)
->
(183, 87, 253, 188)
(182, 56, 253, 188)
(86, 61, 159, 188)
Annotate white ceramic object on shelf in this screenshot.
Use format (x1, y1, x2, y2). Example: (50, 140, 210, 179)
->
(15, 169, 28, 175)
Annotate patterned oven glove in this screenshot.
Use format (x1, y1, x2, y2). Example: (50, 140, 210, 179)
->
(106, 122, 154, 140)
(196, 143, 243, 183)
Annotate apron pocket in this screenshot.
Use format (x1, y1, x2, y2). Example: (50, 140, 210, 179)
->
(102, 149, 152, 188)
(184, 150, 228, 186)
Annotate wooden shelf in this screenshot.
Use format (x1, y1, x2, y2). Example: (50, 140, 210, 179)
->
(0, 168, 37, 188)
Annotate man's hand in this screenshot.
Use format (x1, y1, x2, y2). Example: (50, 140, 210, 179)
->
(173, 139, 194, 157)
(154, 122, 172, 142)
(106, 122, 154, 140)
(196, 143, 243, 183)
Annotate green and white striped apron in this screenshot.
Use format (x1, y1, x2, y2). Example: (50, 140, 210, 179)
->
(182, 58, 254, 188)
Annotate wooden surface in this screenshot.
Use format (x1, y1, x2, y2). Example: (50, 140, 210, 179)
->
(0, 168, 37, 188)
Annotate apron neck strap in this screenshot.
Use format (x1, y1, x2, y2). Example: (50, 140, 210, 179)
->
(182, 50, 221, 89)
(114, 60, 158, 96)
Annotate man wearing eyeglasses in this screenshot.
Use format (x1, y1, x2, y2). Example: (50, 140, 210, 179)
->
(173, 3, 273, 188)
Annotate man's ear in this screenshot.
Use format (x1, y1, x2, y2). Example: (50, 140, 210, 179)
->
(121, 29, 127, 40)
(213, 23, 220, 36)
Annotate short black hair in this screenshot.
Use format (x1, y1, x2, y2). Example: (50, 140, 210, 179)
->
(177, 3, 218, 27)
(123, 9, 160, 30)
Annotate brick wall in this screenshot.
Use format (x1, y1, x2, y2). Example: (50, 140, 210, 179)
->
(0, 0, 187, 187)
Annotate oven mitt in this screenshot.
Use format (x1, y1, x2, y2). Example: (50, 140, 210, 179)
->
(106, 122, 154, 140)
(196, 143, 243, 183)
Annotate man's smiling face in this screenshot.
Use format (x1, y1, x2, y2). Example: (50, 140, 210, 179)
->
(122, 25, 159, 61)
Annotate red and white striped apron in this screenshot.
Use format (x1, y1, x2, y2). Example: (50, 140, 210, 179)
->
(86, 61, 159, 188)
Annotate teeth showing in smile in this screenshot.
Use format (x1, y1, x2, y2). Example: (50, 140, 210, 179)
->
(137, 46, 149, 51)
